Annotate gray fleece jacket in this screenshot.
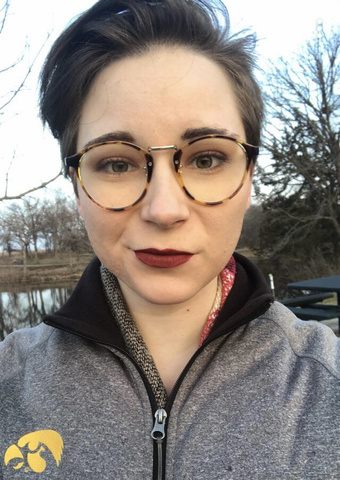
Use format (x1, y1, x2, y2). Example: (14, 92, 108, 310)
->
(0, 256, 339, 480)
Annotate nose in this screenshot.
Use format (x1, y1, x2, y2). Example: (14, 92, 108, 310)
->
(140, 156, 190, 228)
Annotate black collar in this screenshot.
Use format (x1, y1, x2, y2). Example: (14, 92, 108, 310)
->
(43, 253, 273, 349)
(207, 252, 273, 343)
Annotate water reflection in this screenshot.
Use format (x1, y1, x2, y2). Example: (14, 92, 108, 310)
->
(0, 286, 74, 341)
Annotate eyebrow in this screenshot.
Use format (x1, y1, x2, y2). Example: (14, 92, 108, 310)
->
(180, 127, 239, 141)
(83, 127, 240, 149)
(84, 131, 136, 148)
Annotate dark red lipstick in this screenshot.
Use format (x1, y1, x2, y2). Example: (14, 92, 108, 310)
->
(134, 248, 193, 268)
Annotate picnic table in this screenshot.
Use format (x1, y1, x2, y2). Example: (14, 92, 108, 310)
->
(285, 275, 340, 333)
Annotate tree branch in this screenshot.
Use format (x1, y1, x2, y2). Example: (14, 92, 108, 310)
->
(0, 33, 51, 112)
(0, 171, 62, 201)
(0, 0, 10, 36)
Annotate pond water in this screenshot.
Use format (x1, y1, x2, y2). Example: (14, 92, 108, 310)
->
(0, 286, 74, 341)
(1, 285, 338, 341)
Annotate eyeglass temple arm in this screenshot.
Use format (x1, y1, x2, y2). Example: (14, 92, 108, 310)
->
(64, 153, 81, 169)
(244, 144, 259, 162)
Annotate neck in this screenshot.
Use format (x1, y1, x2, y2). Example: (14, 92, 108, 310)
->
(119, 277, 218, 340)
(118, 277, 218, 393)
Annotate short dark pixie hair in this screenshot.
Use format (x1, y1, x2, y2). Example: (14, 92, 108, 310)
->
(39, 0, 263, 175)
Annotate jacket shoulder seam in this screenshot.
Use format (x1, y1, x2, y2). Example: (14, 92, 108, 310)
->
(267, 316, 340, 381)
(0, 324, 55, 378)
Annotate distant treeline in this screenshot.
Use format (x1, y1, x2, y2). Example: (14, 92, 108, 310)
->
(0, 192, 92, 260)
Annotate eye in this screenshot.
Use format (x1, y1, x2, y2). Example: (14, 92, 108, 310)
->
(97, 158, 138, 174)
(188, 152, 228, 170)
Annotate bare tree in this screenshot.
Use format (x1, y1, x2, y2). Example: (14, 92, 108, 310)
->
(257, 25, 340, 273)
(0, 0, 61, 201)
(39, 193, 92, 255)
(0, 192, 92, 261)
(1, 199, 36, 269)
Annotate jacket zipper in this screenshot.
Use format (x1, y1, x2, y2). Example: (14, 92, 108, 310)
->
(149, 299, 274, 479)
(151, 408, 167, 480)
(45, 298, 273, 480)
(148, 339, 232, 480)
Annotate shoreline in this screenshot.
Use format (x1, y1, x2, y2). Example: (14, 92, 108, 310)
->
(0, 255, 93, 291)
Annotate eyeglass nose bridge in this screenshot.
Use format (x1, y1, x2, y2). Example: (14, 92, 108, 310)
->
(147, 144, 182, 174)
(148, 145, 178, 152)
(144, 144, 186, 203)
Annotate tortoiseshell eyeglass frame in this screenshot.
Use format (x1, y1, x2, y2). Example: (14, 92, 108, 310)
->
(64, 134, 259, 211)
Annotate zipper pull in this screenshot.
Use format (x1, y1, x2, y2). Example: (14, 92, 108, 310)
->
(151, 408, 167, 440)
(151, 409, 167, 480)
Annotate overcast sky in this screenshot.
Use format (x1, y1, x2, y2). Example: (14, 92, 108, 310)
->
(1, 0, 339, 198)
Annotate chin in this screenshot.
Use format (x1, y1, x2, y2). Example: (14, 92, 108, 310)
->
(139, 285, 198, 306)
(121, 276, 204, 306)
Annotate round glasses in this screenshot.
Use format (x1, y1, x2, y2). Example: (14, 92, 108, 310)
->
(65, 134, 259, 211)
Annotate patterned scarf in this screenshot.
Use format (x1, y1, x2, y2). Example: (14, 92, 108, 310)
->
(100, 257, 236, 408)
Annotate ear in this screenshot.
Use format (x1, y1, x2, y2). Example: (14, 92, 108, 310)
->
(76, 195, 83, 218)
(246, 163, 255, 210)
(69, 169, 83, 217)
(69, 168, 82, 211)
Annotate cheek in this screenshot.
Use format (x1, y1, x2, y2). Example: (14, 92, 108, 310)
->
(77, 184, 104, 228)
(78, 207, 101, 248)
(76, 189, 130, 262)
(77, 193, 113, 245)
(206, 195, 249, 252)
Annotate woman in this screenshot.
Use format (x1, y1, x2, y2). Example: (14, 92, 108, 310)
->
(1, 1, 339, 479)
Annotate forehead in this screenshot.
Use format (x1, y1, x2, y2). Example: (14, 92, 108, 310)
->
(77, 46, 245, 148)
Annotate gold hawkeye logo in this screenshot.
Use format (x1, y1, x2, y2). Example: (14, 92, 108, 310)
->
(4, 430, 63, 473)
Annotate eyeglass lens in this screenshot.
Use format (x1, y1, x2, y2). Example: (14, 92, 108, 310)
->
(78, 138, 248, 209)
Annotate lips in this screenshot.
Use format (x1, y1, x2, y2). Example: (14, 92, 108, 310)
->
(134, 248, 193, 268)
